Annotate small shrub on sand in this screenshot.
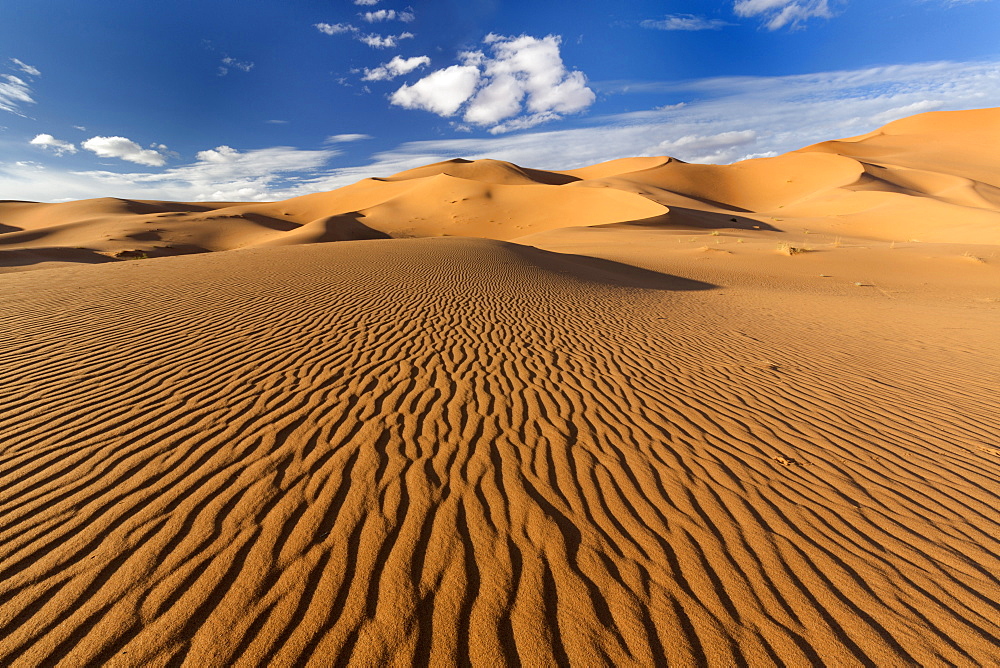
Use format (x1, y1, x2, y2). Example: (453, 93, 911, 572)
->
(962, 251, 986, 263)
(776, 242, 805, 256)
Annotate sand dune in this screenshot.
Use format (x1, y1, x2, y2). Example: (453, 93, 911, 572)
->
(1, 108, 1000, 665)
(2, 107, 998, 270)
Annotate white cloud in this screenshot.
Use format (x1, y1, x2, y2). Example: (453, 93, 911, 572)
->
(325, 133, 373, 143)
(0, 74, 35, 116)
(82, 136, 167, 167)
(655, 130, 759, 163)
(362, 55, 430, 81)
(110, 146, 337, 200)
(641, 15, 733, 30)
(486, 112, 562, 135)
(867, 99, 945, 125)
(0, 145, 339, 202)
(391, 34, 595, 133)
(391, 64, 481, 115)
(362, 9, 393, 22)
(313, 21, 414, 48)
(195, 146, 239, 163)
(10, 58, 40, 77)
(3, 57, 41, 116)
(733, 0, 834, 29)
(218, 56, 254, 76)
(265, 119, 288, 124)
(354, 0, 379, 4)
(358, 32, 414, 48)
(361, 9, 414, 22)
(29, 133, 78, 156)
(315, 22, 357, 35)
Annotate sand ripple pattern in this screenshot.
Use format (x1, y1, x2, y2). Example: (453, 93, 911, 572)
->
(1, 238, 998, 666)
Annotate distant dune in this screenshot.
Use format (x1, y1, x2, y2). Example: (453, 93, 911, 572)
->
(1, 109, 998, 665)
(2, 107, 998, 271)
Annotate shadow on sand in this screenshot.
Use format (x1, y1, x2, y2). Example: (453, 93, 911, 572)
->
(608, 207, 782, 233)
(505, 242, 717, 291)
(0, 247, 118, 269)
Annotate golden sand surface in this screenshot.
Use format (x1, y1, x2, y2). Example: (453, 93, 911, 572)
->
(1, 108, 998, 665)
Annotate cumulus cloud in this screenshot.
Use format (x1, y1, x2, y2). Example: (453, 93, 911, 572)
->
(391, 65, 481, 116)
(325, 133, 373, 143)
(313, 21, 413, 48)
(641, 14, 733, 30)
(30, 133, 78, 156)
(390, 34, 595, 133)
(358, 32, 414, 48)
(82, 136, 167, 167)
(362, 9, 414, 22)
(362, 55, 430, 81)
(0, 74, 35, 116)
(733, 0, 834, 29)
(315, 22, 357, 35)
(10, 58, 40, 77)
(194, 146, 241, 163)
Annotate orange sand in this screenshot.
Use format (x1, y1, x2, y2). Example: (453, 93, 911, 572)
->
(1, 108, 998, 665)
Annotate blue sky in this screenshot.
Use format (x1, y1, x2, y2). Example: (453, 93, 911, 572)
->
(1, 0, 998, 202)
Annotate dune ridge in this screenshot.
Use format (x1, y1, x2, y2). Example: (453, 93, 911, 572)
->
(1, 108, 999, 665)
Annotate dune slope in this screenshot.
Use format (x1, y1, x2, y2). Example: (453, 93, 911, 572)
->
(1, 238, 998, 665)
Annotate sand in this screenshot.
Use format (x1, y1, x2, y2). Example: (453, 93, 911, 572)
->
(1, 108, 999, 666)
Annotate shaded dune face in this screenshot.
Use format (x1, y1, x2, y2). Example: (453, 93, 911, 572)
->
(2, 107, 999, 272)
(1, 239, 997, 666)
